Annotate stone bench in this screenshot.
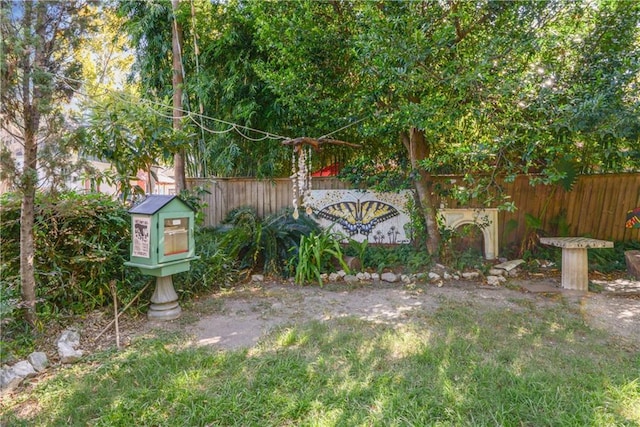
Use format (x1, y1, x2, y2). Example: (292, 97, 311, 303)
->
(539, 237, 614, 291)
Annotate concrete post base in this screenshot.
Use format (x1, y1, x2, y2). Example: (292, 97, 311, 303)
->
(561, 248, 589, 291)
(148, 275, 181, 320)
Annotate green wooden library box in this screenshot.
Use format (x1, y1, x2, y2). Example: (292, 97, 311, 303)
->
(125, 195, 197, 277)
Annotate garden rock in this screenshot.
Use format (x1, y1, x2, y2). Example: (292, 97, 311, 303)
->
(401, 274, 412, 284)
(462, 272, 480, 280)
(0, 366, 23, 395)
(344, 275, 359, 284)
(328, 272, 340, 282)
(27, 352, 48, 372)
(494, 259, 524, 272)
(251, 274, 264, 282)
(371, 273, 380, 281)
(57, 329, 83, 363)
(489, 268, 504, 276)
(11, 361, 36, 379)
(428, 272, 441, 282)
(380, 272, 398, 283)
(486, 275, 506, 286)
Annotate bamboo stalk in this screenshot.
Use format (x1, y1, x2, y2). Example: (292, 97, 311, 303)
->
(95, 282, 151, 341)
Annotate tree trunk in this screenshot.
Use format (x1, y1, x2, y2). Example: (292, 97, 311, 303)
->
(402, 128, 441, 258)
(19, 1, 40, 326)
(172, 0, 186, 193)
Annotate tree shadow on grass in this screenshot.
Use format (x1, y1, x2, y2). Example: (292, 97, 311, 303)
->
(4, 302, 639, 426)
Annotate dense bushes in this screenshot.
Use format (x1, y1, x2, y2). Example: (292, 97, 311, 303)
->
(0, 191, 147, 323)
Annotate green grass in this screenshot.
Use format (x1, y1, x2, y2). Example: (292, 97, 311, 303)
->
(2, 298, 639, 426)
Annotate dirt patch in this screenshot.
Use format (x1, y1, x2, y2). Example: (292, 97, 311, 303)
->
(164, 276, 640, 352)
(26, 274, 640, 363)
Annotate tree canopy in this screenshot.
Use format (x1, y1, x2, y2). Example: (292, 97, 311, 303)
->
(111, 0, 639, 254)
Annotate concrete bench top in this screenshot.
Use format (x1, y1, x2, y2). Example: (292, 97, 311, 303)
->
(539, 237, 614, 249)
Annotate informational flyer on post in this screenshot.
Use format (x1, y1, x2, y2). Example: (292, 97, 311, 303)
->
(132, 216, 151, 258)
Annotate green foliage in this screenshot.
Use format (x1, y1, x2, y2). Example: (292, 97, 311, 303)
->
(439, 224, 488, 273)
(294, 229, 349, 286)
(361, 244, 432, 274)
(178, 186, 211, 227)
(588, 240, 640, 274)
(172, 228, 239, 296)
(217, 207, 320, 276)
(0, 191, 147, 320)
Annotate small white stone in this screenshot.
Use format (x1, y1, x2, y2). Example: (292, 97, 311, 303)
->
(337, 270, 347, 278)
(486, 275, 502, 286)
(371, 273, 380, 281)
(328, 272, 339, 282)
(381, 272, 398, 283)
(462, 272, 481, 279)
(428, 272, 441, 281)
(488, 268, 504, 276)
(251, 274, 264, 282)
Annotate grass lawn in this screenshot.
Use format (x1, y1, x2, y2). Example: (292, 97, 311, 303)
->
(2, 296, 639, 426)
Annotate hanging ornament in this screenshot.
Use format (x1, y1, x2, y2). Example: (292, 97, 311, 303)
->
(291, 149, 299, 219)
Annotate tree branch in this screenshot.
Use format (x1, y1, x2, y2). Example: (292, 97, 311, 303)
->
(282, 137, 362, 152)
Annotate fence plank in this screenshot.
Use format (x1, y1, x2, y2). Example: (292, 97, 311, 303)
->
(188, 173, 640, 246)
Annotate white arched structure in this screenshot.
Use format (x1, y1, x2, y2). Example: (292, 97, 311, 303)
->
(438, 208, 499, 260)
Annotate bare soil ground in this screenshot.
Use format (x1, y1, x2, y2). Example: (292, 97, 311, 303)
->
(32, 272, 640, 364)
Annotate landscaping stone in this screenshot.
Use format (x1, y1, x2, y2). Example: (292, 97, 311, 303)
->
(494, 259, 525, 272)
(337, 270, 347, 278)
(57, 329, 83, 364)
(27, 352, 48, 372)
(380, 272, 398, 283)
(488, 268, 504, 276)
(462, 272, 480, 279)
(11, 361, 36, 379)
(401, 274, 412, 284)
(251, 274, 264, 282)
(443, 272, 452, 280)
(356, 272, 366, 281)
(486, 275, 506, 286)
(0, 366, 22, 395)
(328, 272, 340, 282)
(428, 272, 441, 282)
(371, 273, 380, 281)
(343, 274, 359, 284)
(625, 250, 640, 279)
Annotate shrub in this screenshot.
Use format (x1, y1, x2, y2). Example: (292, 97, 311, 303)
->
(173, 227, 239, 296)
(217, 207, 320, 276)
(0, 191, 148, 323)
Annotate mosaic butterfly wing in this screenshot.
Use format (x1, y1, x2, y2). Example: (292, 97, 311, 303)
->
(626, 207, 640, 229)
(316, 199, 400, 236)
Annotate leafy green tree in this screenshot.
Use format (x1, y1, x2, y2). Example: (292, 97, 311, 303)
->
(80, 92, 191, 200)
(246, 0, 640, 256)
(0, 0, 95, 326)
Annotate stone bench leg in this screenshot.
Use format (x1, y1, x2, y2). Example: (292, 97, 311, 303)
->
(561, 248, 589, 291)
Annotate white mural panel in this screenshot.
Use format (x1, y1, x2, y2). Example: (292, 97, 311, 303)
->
(308, 189, 413, 244)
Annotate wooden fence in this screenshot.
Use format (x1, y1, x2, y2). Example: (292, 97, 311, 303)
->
(188, 173, 640, 248)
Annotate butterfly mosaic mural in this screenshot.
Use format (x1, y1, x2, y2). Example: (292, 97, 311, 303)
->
(308, 190, 411, 243)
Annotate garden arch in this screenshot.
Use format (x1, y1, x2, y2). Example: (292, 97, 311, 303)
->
(438, 208, 499, 260)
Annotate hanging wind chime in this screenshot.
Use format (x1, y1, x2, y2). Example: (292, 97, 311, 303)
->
(283, 137, 362, 220)
(290, 145, 313, 219)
